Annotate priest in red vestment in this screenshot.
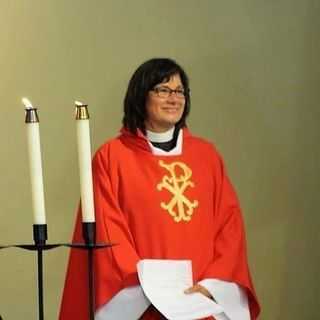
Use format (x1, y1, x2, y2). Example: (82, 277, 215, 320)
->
(59, 58, 260, 320)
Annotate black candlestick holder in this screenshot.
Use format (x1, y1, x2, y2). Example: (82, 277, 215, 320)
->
(33, 224, 48, 320)
(0, 223, 114, 320)
(0, 224, 53, 320)
(82, 222, 96, 320)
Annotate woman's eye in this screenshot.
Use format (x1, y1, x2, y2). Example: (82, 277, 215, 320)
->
(159, 88, 170, 93)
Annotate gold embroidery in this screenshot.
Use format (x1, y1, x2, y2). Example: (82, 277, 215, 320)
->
(157, 160, 198, 222)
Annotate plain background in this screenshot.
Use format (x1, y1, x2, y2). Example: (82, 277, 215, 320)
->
(0, 1, 319, 319)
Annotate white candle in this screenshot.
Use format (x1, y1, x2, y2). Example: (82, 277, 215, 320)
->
(75, 101, 95, 222)
(22, 98, 46, 225)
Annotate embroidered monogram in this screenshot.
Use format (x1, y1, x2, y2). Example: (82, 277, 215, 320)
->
(157, 160, 198, 222)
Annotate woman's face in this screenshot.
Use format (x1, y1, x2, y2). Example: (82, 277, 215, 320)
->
(145, 74, 185, 132)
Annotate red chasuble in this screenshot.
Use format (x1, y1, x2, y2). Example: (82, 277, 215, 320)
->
(59, 128, 260, 320)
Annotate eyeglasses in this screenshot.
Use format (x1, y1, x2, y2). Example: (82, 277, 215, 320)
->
(151, 86, 188, 99)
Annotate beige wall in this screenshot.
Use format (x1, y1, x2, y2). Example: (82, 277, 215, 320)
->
(0, 1, 319, 319)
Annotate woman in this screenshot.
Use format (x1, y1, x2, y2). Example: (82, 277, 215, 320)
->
(60, 58, 260, 320)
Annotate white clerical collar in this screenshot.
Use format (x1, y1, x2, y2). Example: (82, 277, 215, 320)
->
(147, 129, 183, 156)
(146, 127, 175, 143)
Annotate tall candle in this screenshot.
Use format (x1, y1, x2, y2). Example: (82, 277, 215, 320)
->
(22, 98, 46, 225)
(75, 101, 95, 222)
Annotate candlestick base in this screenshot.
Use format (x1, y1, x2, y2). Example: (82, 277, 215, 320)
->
(33, 224, 48, 245)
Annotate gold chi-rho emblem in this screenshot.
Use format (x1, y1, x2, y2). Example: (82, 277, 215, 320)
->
(157, 160, 198, 222)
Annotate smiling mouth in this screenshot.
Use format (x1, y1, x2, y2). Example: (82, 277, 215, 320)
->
(163, 108, 180, 112)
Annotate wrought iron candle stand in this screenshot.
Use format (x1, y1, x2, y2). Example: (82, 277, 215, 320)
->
(0, 223, 113, 320)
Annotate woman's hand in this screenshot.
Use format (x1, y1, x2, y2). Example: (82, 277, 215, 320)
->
(184, 284, 214, 300)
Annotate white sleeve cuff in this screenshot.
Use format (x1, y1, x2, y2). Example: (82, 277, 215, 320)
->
(95, 285, 150, 320)
(198, 279, 250, 320)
